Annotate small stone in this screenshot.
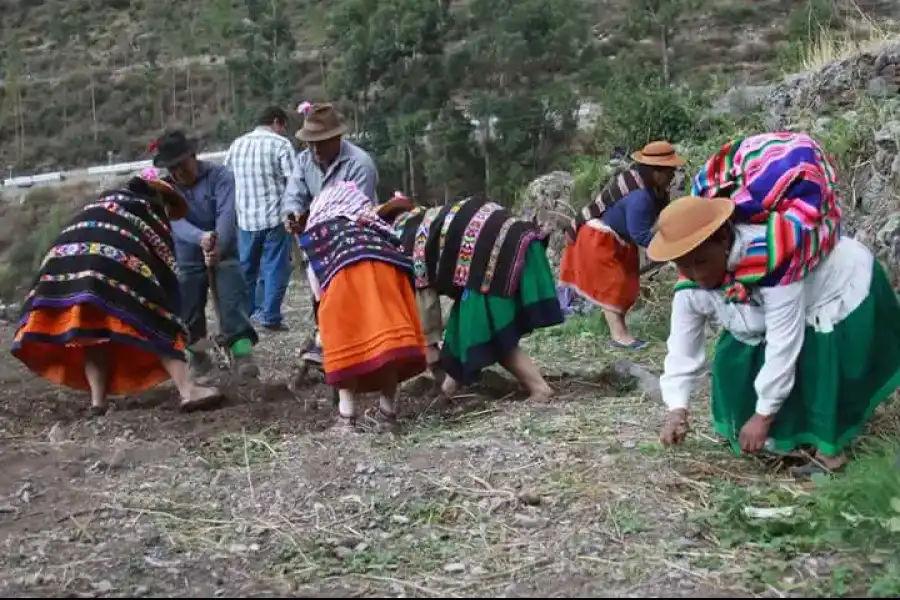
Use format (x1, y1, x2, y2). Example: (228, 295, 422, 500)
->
(513, 513, 544, 529)
(0, 504, 17, 513)
(868, 76, 890, 97)
(391, 514, 410, 524)
(354, 542, 369, 552)
(228, 543, 248, 553)
(47, 422, 66, 443)
(471, 565, 488, 576)
(334, 546, 353, 560)
(443, 562, 466, 574)
(516, 489, 541, 506)
(622, 439, 637, 449)
(93, 580, 113, 593)
(133, 585, 149, 596)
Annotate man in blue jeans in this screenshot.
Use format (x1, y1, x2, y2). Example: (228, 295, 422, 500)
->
(225, 106, 299, 331)
(152, 129, 260, 379)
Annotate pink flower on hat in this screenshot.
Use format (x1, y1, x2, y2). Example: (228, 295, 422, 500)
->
(141, 167, 160, 180)
(297, 101, 312, 116)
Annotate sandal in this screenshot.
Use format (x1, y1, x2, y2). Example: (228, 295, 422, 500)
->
(789, 459, 847, 478)
(331, 413, 358, 434)
(89, 404, 109, 417)
(608, 339, 649, 351)
(179, 386, 225, 412)
(362, 405, 398, 434)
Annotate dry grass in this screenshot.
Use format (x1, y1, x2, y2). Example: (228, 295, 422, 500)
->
(2, 275, 898, 597)
(796, 0, 899, 72)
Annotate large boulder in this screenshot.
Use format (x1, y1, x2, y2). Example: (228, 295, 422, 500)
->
(766, 41, 900, 129)
(519, 171, 575, 270)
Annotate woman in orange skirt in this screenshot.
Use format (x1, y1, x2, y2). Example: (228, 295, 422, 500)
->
(559, 141, 685, 350)
(11, 169, 224, 415)
(297, 181, 426, 432)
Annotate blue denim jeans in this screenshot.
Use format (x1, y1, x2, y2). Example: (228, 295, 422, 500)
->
(178, 258, 259, 347)
(239, 226, 293, 326)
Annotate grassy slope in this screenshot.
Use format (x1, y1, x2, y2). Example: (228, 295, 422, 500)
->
(1, 0, 899, 172)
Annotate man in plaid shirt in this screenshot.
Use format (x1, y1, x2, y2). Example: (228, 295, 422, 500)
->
(225, 106, 299, 331)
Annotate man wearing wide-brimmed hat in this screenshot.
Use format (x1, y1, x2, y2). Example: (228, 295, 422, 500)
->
(152, 129, 260, 381)
(558, 140, 685, 351)
(281, 102, 379, 365)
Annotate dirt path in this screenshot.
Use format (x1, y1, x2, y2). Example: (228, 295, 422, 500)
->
(0, 279, 884, 597)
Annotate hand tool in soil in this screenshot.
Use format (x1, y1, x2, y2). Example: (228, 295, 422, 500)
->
(287, 226, 340, 407)
(204, 232, 233, 371)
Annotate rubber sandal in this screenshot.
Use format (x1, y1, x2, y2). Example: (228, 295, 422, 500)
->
(89, 405, 109, 417)
(331, 413, 358, 434)
(789, 460, 847, 478)
(179, 389, 225, 413)
(608, 339, 649, 351)
(363, 406, 398, 433)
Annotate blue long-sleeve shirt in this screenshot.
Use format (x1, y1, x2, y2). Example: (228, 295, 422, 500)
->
(168, 161, 238, 264)
(282, 139, 379, 215)
(600, 189, 661, 248)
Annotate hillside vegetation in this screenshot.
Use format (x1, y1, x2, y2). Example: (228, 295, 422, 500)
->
(1, 0, 899, 201)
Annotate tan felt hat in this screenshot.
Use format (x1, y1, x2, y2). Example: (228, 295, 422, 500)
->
(631, 140, 686, 168)
(296, 103, 348, 143)
(646, 195, 735, 262)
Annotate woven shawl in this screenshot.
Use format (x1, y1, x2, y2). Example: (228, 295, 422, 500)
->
(18, 190, 188, 356)
(562, 168, 646, 240)
(298, 218, 412, 293)
(675, 132, 842, 303)
(393, 196, 541, 299)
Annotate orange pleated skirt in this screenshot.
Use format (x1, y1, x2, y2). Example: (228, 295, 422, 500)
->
(559, 223, 641, 314)
(12, 303, 186, 395)
(318, 260, 427, 392)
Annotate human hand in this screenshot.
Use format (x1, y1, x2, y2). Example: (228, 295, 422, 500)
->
(660, 408, 689, 446)
(284, 212, 305, 234)
(738, 413, 773, 454)
(200, 231, 217, 252)
(203, 248, 220, 267)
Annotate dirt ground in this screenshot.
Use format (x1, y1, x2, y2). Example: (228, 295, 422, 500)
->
(0, 278, 894, 598)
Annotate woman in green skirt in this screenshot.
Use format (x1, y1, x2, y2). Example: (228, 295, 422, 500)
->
(649, 195, 900, 476)
(376, 193, 565, 402)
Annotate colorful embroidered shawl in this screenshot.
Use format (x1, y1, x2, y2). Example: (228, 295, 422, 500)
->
(17, 190, 188, 357)
(392, 196, 541, 299)
(675, 132, 842, 303)
(299, 182, 411, 292)
(562, 168, 646, 241)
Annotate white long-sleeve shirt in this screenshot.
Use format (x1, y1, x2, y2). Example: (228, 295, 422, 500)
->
(660, 224, 874, 416)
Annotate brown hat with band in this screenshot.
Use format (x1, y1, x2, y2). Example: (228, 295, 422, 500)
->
(646, 196, 735, 262)
(296, 103, 348, 143)
(376, 191, 416, 222)
(631, 140, 686, 168)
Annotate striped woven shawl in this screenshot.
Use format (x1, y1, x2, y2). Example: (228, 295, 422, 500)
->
(675, 132, 842, 303)
(562, 168, 646, 241)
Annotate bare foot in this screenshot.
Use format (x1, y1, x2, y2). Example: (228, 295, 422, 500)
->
(527, 384, 553, 404)
(179, 385, 225, 412)
(440, 377, 460, 397)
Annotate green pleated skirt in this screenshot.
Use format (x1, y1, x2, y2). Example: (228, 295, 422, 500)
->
(441, 241, 565, 385)
(711, 261, 900, 457)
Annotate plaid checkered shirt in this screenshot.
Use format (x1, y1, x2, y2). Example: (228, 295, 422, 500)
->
(224, 126, 299, 232)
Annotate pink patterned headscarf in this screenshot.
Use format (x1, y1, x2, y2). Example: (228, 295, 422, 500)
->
(306, 181, 395, 239)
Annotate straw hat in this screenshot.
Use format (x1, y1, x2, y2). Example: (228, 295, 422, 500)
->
(631, 141, 686, 168)
(646, 196, 735, 262)
(296, 103, 348, 143)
